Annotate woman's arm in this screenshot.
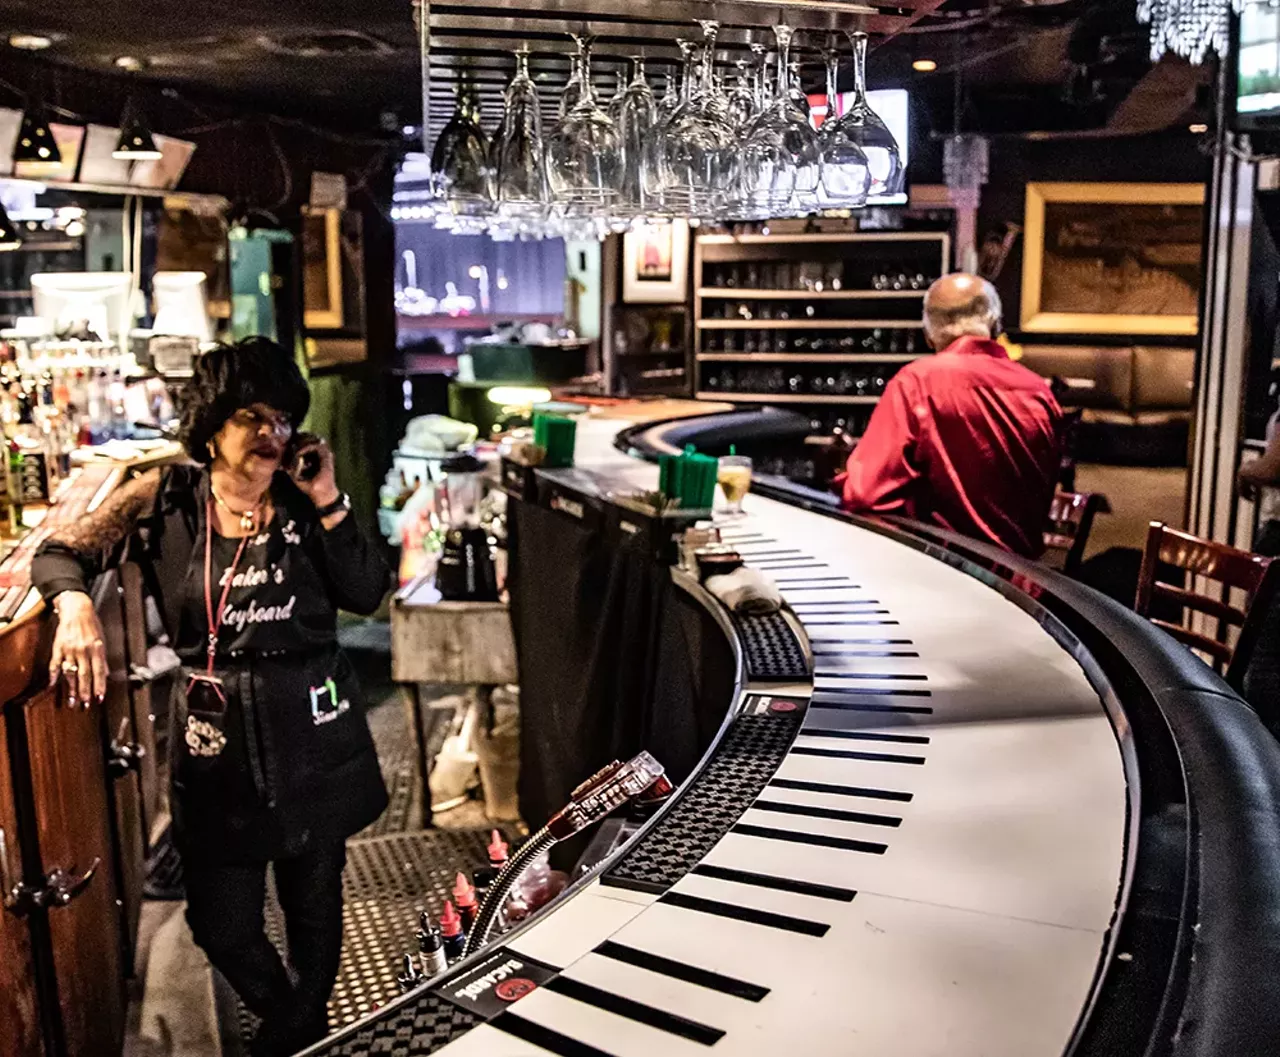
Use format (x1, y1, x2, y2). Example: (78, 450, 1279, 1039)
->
(313, 512, 393, 615)
(32, 468, 162, 705)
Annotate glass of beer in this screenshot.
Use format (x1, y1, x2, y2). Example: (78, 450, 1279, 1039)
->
(717, 454, 753, 516)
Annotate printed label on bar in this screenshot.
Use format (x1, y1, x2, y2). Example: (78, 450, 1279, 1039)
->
(434, 949, 560, 1018)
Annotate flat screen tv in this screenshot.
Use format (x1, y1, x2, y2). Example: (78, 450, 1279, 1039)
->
(1238, 0, 1280, 125)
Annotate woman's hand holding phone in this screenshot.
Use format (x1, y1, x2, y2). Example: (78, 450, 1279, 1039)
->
(288, 433, 343, 518)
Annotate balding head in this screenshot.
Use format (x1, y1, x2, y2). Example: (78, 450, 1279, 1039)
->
(922, 273, 1003, 350)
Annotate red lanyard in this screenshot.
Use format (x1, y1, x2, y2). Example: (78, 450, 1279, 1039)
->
(203, 497, 256, 675)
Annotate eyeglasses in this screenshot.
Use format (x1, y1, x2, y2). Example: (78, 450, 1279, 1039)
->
(230, 407, 293, 438)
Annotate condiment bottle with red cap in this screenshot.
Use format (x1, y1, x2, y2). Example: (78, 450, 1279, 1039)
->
(453, 872, 478, 930)
(440, 899, 467, 963)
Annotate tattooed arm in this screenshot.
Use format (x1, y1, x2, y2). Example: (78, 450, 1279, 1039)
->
(31, 468, 162, 705)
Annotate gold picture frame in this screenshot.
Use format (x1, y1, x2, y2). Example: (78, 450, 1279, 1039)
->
(302, 207, 344, 330)
(1020, 182, 1205, 336)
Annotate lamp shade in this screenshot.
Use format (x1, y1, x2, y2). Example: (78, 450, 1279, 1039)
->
(0, 203, 20, 251)
(112, 100, 163, 161)
(12, 106, 62, 172)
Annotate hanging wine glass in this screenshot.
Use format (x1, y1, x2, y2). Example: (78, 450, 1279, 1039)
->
(545, 34, 623, 217)
(834, 31, 903, 197)
(726, 59, 755, 132)
(696, 20, 735, 129)
(615, 56, 662, 218)
(816, 36, 870, 209)
(559, 51, 584, 120)
(657, 66, 680, 125)
(492, 48, 550, 228)
(431, 79, 492, 227)
(607, 67, 628, 124)
(661, 24, 737, 218)
(787, 58, 810, 118)
(739, 25, 820, 219)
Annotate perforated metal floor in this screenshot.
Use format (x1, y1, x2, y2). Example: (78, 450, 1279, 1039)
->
(733, 610, 811, 681)
(603, 700, 807, 894)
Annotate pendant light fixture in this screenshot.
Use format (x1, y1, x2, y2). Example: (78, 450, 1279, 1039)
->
(0, 203, 21, 251)
(112, 97, 163, 161)
(12, 103, 62, 174)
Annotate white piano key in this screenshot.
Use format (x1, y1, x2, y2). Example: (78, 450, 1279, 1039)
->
(735, 804, 899, 847)
(507, 882, 652, 969)
(505, 984, 714, 1057)
(670, 867, 847, 923)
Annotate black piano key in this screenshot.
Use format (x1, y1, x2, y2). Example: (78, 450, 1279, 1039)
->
(806, 619, 901, 626)
(770, 776, 914, 802)
(801, 728, 931, 745)
(660, 890, 830, 937)
(813, 686, 932, 697)
(753, 797, 903, 827)
(783, 585, 867, 592)
(810, 700, 935, 715)
(773, 577, 853, 584)
(595, 940, 770, 1002)
(790, 745, 926, 765)
(546, 976, 726, 1046)
(751, 563, 831, 571)
(492, 1012, 616, 1057)
(813, 650, 920, 658)
(732, 822, 889, 855)
(803, 610, 892, 617)
(808, 638, 913, 645)
(692, 862, 858, 902)
(790, 600, 881, 607)
(817, 672, 928, 681)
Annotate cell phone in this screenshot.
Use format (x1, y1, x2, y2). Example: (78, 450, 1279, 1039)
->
(287, 432, 323, 482)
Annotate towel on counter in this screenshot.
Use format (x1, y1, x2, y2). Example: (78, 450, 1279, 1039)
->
(705, 567, 783, 615)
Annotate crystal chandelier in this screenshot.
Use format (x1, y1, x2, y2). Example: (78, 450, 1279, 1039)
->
(1136, 0, 1243, 64)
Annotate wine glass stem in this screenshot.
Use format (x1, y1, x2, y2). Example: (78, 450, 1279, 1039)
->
(851, 32, 868, 105)
(774, 28, 792, 109)
(825, 48, 840, 121)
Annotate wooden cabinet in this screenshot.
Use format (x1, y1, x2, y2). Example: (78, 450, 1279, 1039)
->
(0, 706, 44, 1057)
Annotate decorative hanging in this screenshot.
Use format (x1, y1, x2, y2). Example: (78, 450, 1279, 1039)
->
(1136, 0, 1243, 64)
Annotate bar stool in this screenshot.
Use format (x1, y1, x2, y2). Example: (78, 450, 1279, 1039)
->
(1043, 491, 1104, 576)
(1134, 521, 1280, 690)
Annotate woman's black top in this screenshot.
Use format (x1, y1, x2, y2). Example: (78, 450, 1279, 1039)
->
(32, 464, 391, 864)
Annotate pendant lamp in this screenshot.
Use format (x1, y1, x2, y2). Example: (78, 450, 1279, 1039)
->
(0, 203, 20, 251)
(12, 105, 62, 173)
(112, 98, 163, 161)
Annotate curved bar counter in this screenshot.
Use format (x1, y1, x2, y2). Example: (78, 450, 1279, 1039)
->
(305, 411, 1280, 1057)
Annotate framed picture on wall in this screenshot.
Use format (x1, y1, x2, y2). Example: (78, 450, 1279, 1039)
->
(1020, 182, 1205, 336)
(623, 220, 689, 303)
(302, 206, 345, 329)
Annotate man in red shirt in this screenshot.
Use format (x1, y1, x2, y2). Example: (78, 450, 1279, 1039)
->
(840, 273, 1062, 558)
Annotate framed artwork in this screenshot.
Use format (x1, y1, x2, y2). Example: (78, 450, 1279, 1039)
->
(623, 220, 689, 303)
(302, 207, 344, 329)
(1020, 182, 1205, 336)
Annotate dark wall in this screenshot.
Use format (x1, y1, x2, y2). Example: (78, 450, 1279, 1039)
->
(974, 133, 1212, 345)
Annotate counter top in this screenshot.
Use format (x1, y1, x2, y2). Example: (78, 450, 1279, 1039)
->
(305, 407, 1280, 1057)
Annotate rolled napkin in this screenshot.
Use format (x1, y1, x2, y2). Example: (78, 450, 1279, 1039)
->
(705, 567, 784, 616)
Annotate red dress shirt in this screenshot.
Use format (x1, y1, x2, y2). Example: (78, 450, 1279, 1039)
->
(840, 335, 1063, 558)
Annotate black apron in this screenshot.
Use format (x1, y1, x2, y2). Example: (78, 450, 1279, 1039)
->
(172, 488, 387, 864)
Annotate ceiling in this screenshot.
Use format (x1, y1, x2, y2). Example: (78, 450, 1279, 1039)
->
(0, 0, 1205, 142)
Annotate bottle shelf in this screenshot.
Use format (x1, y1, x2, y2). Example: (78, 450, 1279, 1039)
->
(697, 288, 926, 300)
(697, 353, 924, 364)
(695, 392, 881, 405)
(697, 319, 925, 330)
(696, 232, 950, 245)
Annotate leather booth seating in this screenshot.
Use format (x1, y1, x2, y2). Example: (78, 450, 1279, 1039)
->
(1018, 345, 1195, 467)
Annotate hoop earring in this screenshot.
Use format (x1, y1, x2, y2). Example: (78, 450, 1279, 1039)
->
(207, 440, 218, 461)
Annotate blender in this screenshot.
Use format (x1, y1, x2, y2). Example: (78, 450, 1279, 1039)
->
(436, 453, 499, 601)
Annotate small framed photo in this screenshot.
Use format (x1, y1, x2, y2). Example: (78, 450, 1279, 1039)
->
(623, 220, 689, 303)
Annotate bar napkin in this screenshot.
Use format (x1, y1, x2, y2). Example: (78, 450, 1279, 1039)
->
(704, 567, 784, 615)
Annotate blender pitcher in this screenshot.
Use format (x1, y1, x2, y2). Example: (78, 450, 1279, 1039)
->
(436, 454, 499, 601)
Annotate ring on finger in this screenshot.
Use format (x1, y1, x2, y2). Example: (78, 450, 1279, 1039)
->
(61, 660, 79, 673)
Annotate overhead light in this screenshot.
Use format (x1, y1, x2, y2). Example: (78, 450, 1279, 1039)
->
(487, 386, 551, 406)
(1189, 122, 1209, 134)
(912, 58, 938, 72)
(0, 204, 21, 251)
(114, 55, 144, 71)
(12, 106, 63, 174)
(112, 98, 163, 160)
(9, 34, 53, 51)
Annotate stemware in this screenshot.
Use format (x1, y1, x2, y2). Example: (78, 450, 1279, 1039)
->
(559, 52, 585, 119)
(832, 31, 903, 197)
(615, 57, 661, 217)
(492, 48, 550, 225)
(738, 25, 820, 218)
(657, 67, 680, 124)
(607, 68, 628, 123)
(816, 37, 870, 209)
(660, 39, 737, 217)
(430, 81, 492, 223)
(545, 35, 623, 216)
(726, 60, 755, 131)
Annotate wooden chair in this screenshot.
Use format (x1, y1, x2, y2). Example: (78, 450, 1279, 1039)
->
(1043, 491, 1103, 576)
(1135, 521, 1280, 689)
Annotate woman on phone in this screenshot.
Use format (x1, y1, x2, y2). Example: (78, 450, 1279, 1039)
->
(32, 337, 390, 1056)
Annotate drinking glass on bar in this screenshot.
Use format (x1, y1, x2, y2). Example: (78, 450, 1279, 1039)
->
(718, 453, 753, 516)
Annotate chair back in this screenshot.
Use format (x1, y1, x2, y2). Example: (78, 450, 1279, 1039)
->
(1043, 491, 1101, 576)
(1135, 521, 1280, 688)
